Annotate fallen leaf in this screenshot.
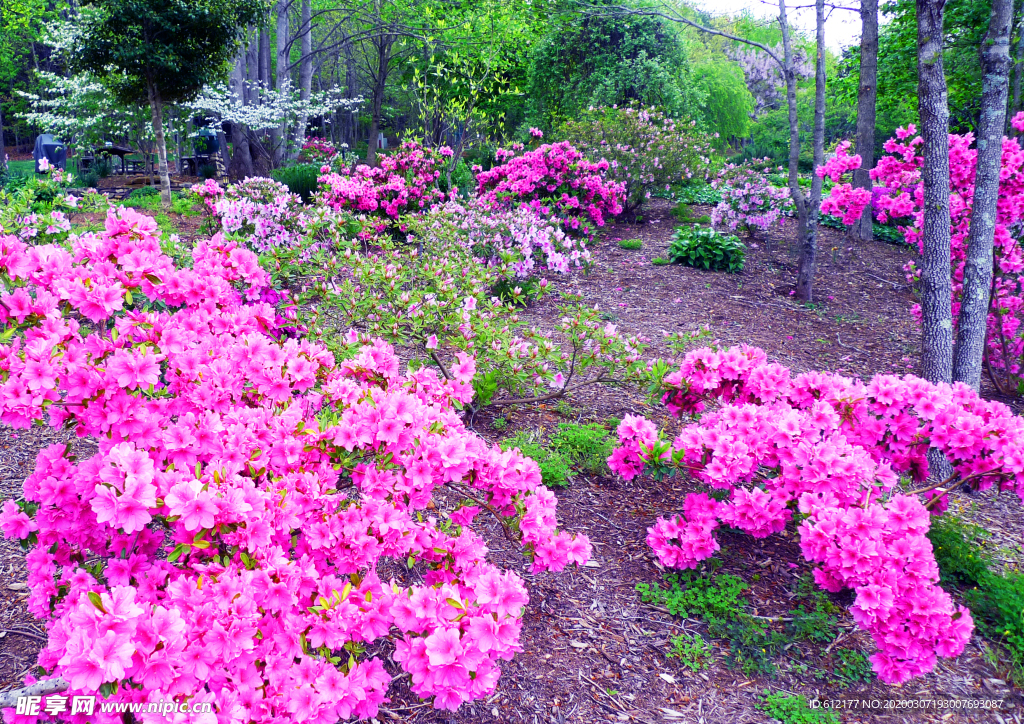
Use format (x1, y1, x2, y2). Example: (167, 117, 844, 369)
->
(659, 673, 676, 684)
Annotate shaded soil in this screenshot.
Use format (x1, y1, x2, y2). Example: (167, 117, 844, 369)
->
(1, 198, 1022, 723)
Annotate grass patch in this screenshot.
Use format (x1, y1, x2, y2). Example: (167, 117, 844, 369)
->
(618, 238, 642, 250)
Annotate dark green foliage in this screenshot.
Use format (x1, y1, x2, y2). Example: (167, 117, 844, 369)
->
(272, 164, 320, 204)
(928, 514, 1024, 675)
(198, 163, 218, 180)
(437, 158, 474, 196)
(549, 422, 613, 476)
(527, 14, 703, 129)
(128, 186, 160, 199)
(500, 432, 572, 488)
(69, 0, 265, 107)
(928, 514, 992, 588)
(758, 690, 840, 724)
(668, 226, 744, 273)
(636, 569, 747, 634)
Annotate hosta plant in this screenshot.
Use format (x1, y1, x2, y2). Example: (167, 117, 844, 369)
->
(668, 226, 745, 273)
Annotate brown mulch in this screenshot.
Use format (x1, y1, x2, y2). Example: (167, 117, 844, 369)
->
(1, 198, 1022, 723)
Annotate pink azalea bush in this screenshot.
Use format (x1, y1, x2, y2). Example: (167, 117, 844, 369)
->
(318, 141, 450, 230)
(819, 118, 1024, 394)
(609, 344, 1024, 684)
(418, 199, 593, 277)
(300, 137, 339, 165)
(557, 106, 715, 219)
(709, 160, 792, 235)
(0, 206, 590, 721)
(475, 141, 625, 236)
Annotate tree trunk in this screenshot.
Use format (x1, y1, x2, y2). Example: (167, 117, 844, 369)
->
(245, 31, 260, 106)
(344, 37, 357, 149)
(917, 0, 953, 386)
(291, 0, 313, 160)
(953, 0, 1013, 390)
(794, 0, 827, 301)
(1012, 11, 1024, 119)
(0, 99, 7, 180)
(146, 80, 173, 207)
(366, 36, 392, 165)
(273, 0, 289, 166)
(853, 0, 879, 241)
(260, 26, 272, 90)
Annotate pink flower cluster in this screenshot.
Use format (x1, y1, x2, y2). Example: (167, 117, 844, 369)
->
(609, 344, 1024, 683)
(817, 141, 872, 225)
(819, 119, 1024, 385)
(300, 137, 339, 165)
(0, 206, 589, 721)
(318, 141, 450, 226)
(710, 160, 792, 234)
(423, 200, 592, 277)
(474, 141, 625, 234)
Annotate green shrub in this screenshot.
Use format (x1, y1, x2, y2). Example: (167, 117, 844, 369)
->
(437, 158, 474, 196)
(652, 257, 671, 266)
(198, 163, 218, 180)
(618, 238, 642, 250)
(272, 163, 320, 204)
(500, 431, 572, 488)
(550, 422, 613, 476)
(668, 226, 744, 273)
(928, 514, 992, 588)
(758, 690, 839, 724)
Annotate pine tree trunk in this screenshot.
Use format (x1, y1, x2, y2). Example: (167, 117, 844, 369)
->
(916, 0, 953, 386)
(853, 0, 879, 241)
(146, 80, 173, 207)
(952, 0, 1013, 390)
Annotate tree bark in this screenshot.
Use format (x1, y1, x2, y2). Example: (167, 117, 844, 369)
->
(291, 0, 313, 160)
(853, 0, 879, 241)
(145, 80, 173, 207)
(259, 26, 272, 90)
(952, 0, 1013, 390)
(794, 0, 826, 301)
(1012, 11, 1024, 120)
(0, 98, 7, 180)
(916, 0, 953, 386)
(344, 37, 357, 149)
(365, 35, 392, 166)
(273, 0, 289, 166)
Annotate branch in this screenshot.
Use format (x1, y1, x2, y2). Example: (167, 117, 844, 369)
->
(445, 482, 521, 548)
(487, 370, 608, 408)
(578, 2, 785, 68)
(0, 679, 68, 709)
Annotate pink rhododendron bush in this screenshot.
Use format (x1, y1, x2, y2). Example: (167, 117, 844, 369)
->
(819, 119, 1024, 395)
(474, 141, 625, 236)
(609, 345, 1024, 684)
(0, 206, 590, 721)
(710, 159, 793, 236)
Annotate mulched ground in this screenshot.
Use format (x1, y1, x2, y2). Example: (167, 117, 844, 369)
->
(1, 198, 1022, 723)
